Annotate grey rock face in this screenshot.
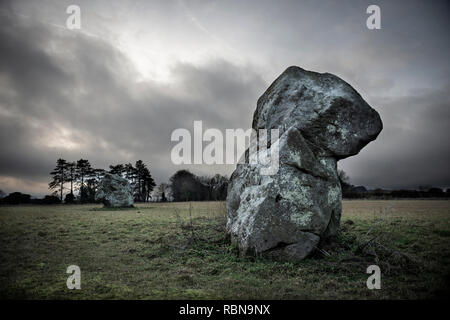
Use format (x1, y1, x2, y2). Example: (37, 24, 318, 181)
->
(96, 173, 134, 208)
(226, 66, 382, 261)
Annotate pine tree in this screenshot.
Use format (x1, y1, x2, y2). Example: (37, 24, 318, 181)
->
(142, 167, 156, 202)
(109, 164, 125, 177)
(124, 163, 138, 196)
(134, 160, 156, 202)
(66, 162, 76, 196)
(85, 168, 106, 202)
(75, 159, 93, 202)
(49, 158, 68, 203)
(135, 160, 146, 201)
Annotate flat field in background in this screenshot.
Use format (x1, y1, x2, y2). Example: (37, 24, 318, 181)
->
(0, 200, 449, 299)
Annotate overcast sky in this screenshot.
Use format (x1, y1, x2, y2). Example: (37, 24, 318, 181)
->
(0, 0, 449, 196)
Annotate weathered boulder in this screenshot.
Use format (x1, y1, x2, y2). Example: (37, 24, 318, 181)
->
(226, 66, 382, 261)
(95, 173, 134, 208)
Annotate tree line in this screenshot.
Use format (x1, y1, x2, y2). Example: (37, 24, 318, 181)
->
(3, 166, 446, 205)
(0, 163, 229, 205)
(168, 170, 228, 202)
(338, 170, 449, 199)
(48, 158, 156, 203)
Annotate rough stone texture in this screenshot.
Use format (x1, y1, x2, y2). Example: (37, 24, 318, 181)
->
(95, 173, 134, 208)
(226, 66, 382, 261)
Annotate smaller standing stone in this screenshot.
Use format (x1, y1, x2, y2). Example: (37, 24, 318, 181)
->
(95, 173, 134, 208)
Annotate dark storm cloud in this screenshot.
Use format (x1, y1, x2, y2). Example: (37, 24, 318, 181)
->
(0, 0, 449, 196)
(0, 10, 266, 195)
(339, 84, 450, 189)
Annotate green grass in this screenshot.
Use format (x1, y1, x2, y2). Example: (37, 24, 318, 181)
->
(0, 200, 449, 299)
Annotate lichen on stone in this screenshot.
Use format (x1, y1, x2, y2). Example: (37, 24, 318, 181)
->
(226, 66, 383, 261)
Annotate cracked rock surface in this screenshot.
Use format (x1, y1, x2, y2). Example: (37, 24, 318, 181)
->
(226, 66, 382, 261)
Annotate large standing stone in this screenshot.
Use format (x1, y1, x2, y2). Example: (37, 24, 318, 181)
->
(96, 173, 134, 208)
(226, 66, 382, 261)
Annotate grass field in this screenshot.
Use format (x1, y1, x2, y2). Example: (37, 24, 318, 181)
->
(0, 200, 449, 299)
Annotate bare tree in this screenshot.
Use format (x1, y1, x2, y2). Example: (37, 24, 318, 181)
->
(156, 183, 169, 202)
